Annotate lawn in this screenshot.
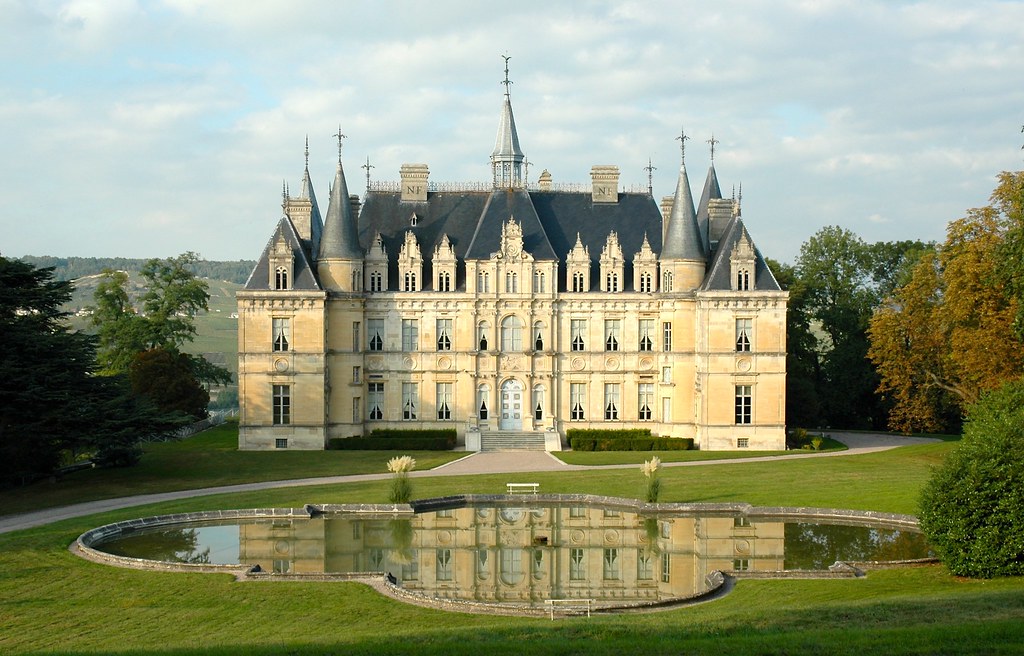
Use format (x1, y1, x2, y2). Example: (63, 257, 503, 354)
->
(1, 432, 1022, 655)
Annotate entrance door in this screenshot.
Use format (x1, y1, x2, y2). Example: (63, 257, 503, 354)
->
(499, 379, 523, 430)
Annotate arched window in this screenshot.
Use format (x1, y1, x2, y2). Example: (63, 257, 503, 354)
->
(477, 384, 490, 420)
(501, 316, 523, 351)
(505, 271, 518, 293)
(369, 271, 383, 292)
(639, 272, 652, 293)
(736, 268, 750, 291)
(533, 321, 544, 351)
(533, 384, 545, 421)
(477, 270, 490, 293)
(478, 321, 490, 351)
(572, 271, 586, 292)
(404, 271, 417, 292)
(438, 271, 451, 292)
(275, 266, 289, 290)
(663, 271, 673, 293)
(533, 270, 545, 293)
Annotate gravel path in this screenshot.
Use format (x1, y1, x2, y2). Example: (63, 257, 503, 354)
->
(0, 431, 940, 535)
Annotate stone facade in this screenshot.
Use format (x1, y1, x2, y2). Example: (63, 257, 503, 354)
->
(237, 82, 787, 451)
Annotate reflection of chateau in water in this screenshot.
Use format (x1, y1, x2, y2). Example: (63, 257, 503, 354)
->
(238, 506, 785, 604)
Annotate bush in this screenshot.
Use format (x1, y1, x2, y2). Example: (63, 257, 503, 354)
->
(568, 429, 693, 452)
(918, 380, 1024, 578)
(328, 429, 456, 451)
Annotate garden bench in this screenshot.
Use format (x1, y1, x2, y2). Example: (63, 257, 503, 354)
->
(544, 598, 593, 619)
(506, 482, 539, 494)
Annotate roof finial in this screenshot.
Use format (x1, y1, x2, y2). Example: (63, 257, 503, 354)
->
(333, 125, 347, 161)
(644, 157, 657, 196)
(501, 54, 513, 97)
(362, 156, 374, 190)
(707, 133, 719, 162)
(738, 182, 743, 216)
(304, 135, 310, 170)
(676, 127, 690, 164)
(523, 155, 531, 182)
(282, 180, 288, 214)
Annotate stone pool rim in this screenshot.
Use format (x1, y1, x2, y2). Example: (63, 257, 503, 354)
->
(71, 494, 935, 617)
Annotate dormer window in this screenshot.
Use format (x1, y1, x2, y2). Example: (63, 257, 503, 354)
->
(275, 266, 289, 290)
(410, 212, 419, 227)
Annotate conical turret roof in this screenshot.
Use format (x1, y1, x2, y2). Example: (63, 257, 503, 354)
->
(319, 158, 362, 260)
(661, 162, 705, 260)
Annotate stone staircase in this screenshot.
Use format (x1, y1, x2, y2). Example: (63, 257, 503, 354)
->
(480, 431, 548, 451)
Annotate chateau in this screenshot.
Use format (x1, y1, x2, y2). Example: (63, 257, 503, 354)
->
(236, 76, 787, 451)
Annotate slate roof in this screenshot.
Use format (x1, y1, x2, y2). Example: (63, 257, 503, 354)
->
(696, 165, 723, 254)
(243, 216, 322, 291)
(660, 163, 704, 260)
(299, 166, 324, 258)
(700, 215, 782, 292)
(319, 160, 362, 260)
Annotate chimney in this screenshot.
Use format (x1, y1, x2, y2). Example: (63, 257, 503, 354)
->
(590, 165, 619, 203)
(349, 194, 361, 221)
(400, 164, 429, 202)
(708, 198, 736, 247)
(538, 169, 553, 192)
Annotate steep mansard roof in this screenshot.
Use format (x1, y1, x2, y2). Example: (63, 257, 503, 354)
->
(299, 165, 324, 258)
(696, 164, 722, 254)
(244, 216, 322, 291)
(700, 214, 782, 292)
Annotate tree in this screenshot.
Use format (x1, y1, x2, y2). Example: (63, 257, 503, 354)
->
(919, 379, 1024, 578)
(991, 172, 1024, 337)
(138, 252, 212, 350)
(766, 258, 821, 428)
(130, 348, 210, 420)
(92, 269, 148, 375)
(868, 174, 1024, 432)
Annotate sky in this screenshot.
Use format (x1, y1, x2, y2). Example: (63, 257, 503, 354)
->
(2, 0, 1023, 266)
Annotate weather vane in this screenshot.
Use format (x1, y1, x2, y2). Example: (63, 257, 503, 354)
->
(644, 157, 657, 196)
(362, 156, 375, 190)
(675, 127, 689, 164)
(501, 54, 513, 95)
(333, 125, 347, 160)
(708, 134, 719, 161)
(304, 135, 310, 170)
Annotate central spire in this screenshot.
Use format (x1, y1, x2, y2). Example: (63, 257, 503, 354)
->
(491, 54, 525, 189)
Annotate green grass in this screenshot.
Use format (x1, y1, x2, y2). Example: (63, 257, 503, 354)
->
(0, 422, 464, 517)
(1, 439, 1023, 655)
(555, 437, 845, 466)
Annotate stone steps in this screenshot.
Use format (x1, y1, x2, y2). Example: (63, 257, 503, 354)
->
(480, 431, 547, 451)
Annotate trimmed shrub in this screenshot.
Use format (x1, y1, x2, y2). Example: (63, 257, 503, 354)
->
(328, 429, 456, 451)
(568, 429, 693, 452)
(918, 380, 1024, 578)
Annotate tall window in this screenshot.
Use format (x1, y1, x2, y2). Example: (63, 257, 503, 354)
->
(533, 270, 546, 293)
(438, 271, 451, 292)
(661, 554, 671, 582)
(505, 271, 518, 293)
(478, 321, 490, 351)
(477, 270, 490, 293)
(737, 268, 750, 291)
(436, 383, 453, 421)
(272, 317, 290, 352)
(274, 266, 289, 290)
(533, 384, 544, 421)
(735, 385, 752, 424)
(401, 319, 418, 351)
(368, 383, 384, 420)
(272, 385, 290, 425)
(736, 318, 752, 352)
(533, 321, 544, 351)
(352, 321, 360, 351)
(662, 271, 673, 293)
(606, 272, 619, 292)
(402, 383, 418, 420)
(604, 384, 620, 421)
(662, 322, 673, 352)
(604, 319, 620, 352)
(501, 316, 523, 351)
(571, 319, 586, 352)
(500, 548, 522, 585)
(603, 548, 620, 580)
(436, 319, 452, 351)
(569, 548, 585, 580)
(477, 384, 490, 420)
(570, 383, 586, 421)
(352, 366, 361, 383)
(639, 271, 653, 293)
(436, 549, 452, 581)
(352, 397, 361, 423)
(368, 319, 384, 352)
(403, 271, 417, 292)
(638, 383, 654, 421)
(572, 271, 586, 292)
(369, 271, 383, 292)
(637, 549, 654, 580)
(639, 319, 654, 351)
(662, 366, 672, 384)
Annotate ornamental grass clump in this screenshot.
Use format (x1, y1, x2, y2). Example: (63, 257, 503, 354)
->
(641, 456, 662, 503)
(386, 455, 416, 504)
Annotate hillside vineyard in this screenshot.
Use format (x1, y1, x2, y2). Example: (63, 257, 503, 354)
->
(236, 71, 788, 451)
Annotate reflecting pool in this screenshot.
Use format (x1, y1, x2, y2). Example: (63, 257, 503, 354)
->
(90, 501, 931, 608)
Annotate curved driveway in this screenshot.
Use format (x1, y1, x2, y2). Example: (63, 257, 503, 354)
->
(0, 431, 939, 535)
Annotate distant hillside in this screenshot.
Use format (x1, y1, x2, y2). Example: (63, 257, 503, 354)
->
(18, 256, 256, 285)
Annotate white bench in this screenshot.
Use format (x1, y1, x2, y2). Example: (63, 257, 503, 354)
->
(544, 598, 594, 619)
(506, 482, 539, 494)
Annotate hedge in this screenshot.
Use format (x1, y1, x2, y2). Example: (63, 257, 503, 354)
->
(567, 428, 693, 452)
(327, 428, 457, 451)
